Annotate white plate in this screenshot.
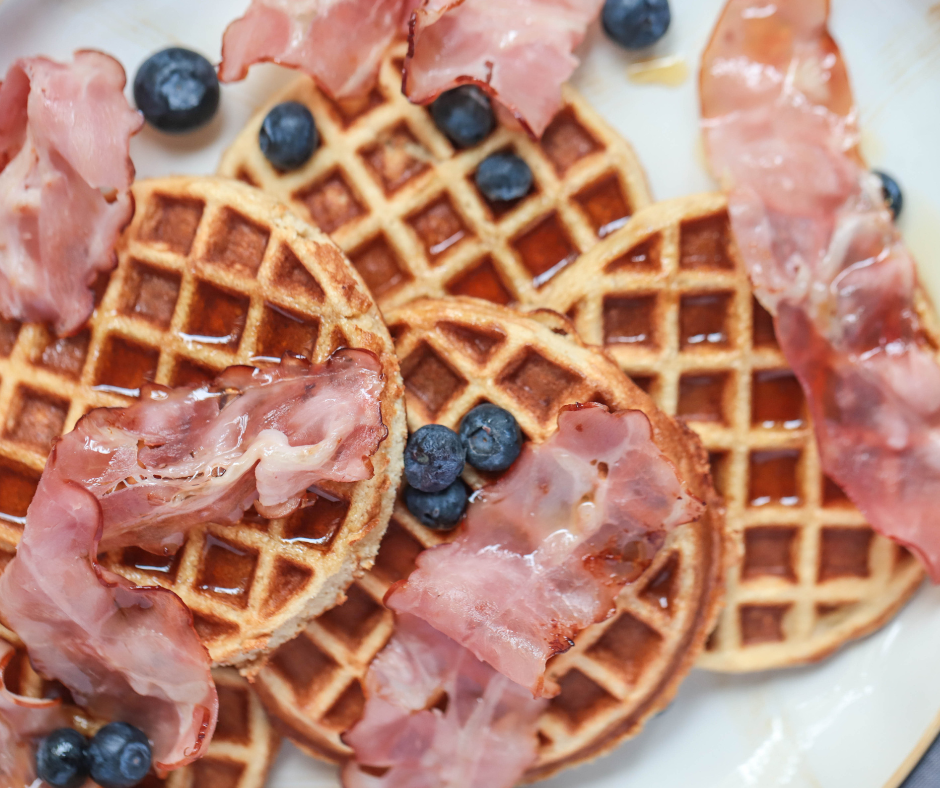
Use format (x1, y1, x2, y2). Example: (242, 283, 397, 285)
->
(1, 1, 939, 786)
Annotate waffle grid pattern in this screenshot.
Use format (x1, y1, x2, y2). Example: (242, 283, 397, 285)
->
(0, 176, 405, 669)
(218, 43, 652, 313)
(541, 192, 926, 671)
(253, 299, 723, 779)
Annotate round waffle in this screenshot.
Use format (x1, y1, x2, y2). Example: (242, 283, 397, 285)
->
(540, 192, 931, 672)
(217, 42, 652, 313)
(0, 625, 280, 788)
(251, 298, 726, 779)
(0, 175, 406, 670)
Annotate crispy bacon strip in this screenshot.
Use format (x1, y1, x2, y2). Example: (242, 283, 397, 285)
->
(219, 0, 415, 98)
(0, 51, 142, 336)
(404, 0, 604, 138)
(342, 614, 547, 788)
(700, 0, 940, 579)
(0, 351, 386, 771)
(388, 404, 702, 695)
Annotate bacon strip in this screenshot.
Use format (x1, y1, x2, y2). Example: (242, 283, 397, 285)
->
(404, 0, 604, 138)
(342, 613, 547, 788)
(0, 351, 386, 771)
(700, 0, 940, 580)
(0, 52, 142, 336)
(219, 0, 415, 98)
(388, 404, 703, 695)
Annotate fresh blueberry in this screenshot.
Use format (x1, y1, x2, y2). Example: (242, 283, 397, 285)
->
(874, 170, 903, 220)
(259, 102, 319, 172)
(430, 86, 495, 149)
(475, 153, 533, 203)
(87, 723, 152, 788)
(134, 48, 220, 132)
(404, 424, 466, 493)
(459, 404, 522, 473)
(405, 480, 468, 530)
(602, 0, 671, 49)
(35, 728, 89, 788)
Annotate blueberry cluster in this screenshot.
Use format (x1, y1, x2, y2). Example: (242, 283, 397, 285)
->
(404, 404, 523, 530)
(36, 723, 152, 788)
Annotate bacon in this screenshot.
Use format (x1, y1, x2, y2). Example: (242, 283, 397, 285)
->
(0, 639, 68, 787)
(403, 0, 604, 138)
(219, 0, 414, 98)
(700, 0, 940, 580)
(0, 52, 142, 336)
(0, 351, 386, 771)
(342, 613, 547, 788)
(387, 404, 703, 695)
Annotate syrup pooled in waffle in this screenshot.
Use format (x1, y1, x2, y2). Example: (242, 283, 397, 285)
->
(217, 43, 652, 313)
(0, 175, 406, 670)
(251, 298, 726, 779)
(540, 192, 931, 672)
(0, 625, 279, 788)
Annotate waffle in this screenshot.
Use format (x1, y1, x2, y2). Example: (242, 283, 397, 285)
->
(0, 625, 280, 788)
(0, 175, 406, 670)
(251, 298, 726, 780)
(217, 42, 652, 313)
(539, 192, 932, 671)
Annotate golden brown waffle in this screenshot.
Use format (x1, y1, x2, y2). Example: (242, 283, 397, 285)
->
(0, 175, 406, 670)
(0, 625, 280, 788)
(540, 192, 930, 672)
(217, 42, 652, 313)
(251, 298, 726, 779)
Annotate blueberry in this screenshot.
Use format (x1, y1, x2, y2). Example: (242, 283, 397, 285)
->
(602, 0, 671, 49)
(259, 102, 319, 172)
(430, 86, 495, 149)
(87, 723, 152, 788)
(874, 170, 903, 220)
(405, 480, 468, 530)
(475, 153, 533, 203)
(404, 424, 466, 493)
(134, 48, 220, 132)
(459, 404, 522, 473)
(35, 728, 89, 788)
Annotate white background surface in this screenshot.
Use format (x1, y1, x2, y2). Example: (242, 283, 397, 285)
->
(1, 1, 939, 786)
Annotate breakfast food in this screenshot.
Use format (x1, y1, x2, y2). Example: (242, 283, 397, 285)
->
(541, 192, 932, 671)
(601, 0, 672, 49)
(251, 297, 726, 779)
(0, 52, 142, 334)
(134, 47, 220, 132)
(700, 0, 940, 578)
(218, 43, 652, 313)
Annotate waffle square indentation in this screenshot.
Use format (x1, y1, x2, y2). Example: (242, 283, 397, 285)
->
(191, 759, 245, 788)
(0, 319, 21, 357)
(326, 88, 385, 126)
(752, 297, 778, 349)
(742, 526, 798, 582)
(438, 321, 506, 365)
(283, 496, 349, 550)
(204, 208, 270, 277)
(818, 527, 874, 581)
(360, 123, 431, 194)
(272, 635, 337, 701)
(605, 235, 661, 273)
(628, 373, 656, 396)
(407, 195, 471, 262)
(295, 170, 365, 234)
(181, 281, 249, 351)
(709, 451, 730, 498)
(740, 604, 790, 644)
(372, 519, 425, 585)
(540, 108, 601, 174)
(262, 558, 314, 616)
(574, 174, 632, 238)
(258, 303, 320, 361)
(603, 294, 657, 347)
(0, 459, 40, 526)
(322, 681, 366, 731)
(348, 236, 411, 299)
(214, 683, 251, 744)
(639, 553, 681, 613)
(822, 476, 851, 507)
(680, 213, 734, 270)
(446, 257, 514, 305)
(196, 534, 259, 609)
(272, 244, 325, 301)
(400, 341, 467, 417)
(589, 611, 664, 683)
(498, 348, 581, 421)
(748, 450, 801, 507)
(5, 386, 68, 452)
(511, 213, 578, 288)
(39, 330, 91, 380)
(549, 669, 618, 729)
(680, 292, 732, 349)
(138, 194, 204, 256)
(171, 358, 217, 388)
(122, 261, 181, 328)
(119, 546, 182, 584)
(752, 370, 804, 429)
(677, 372, 729, 423)
(318, 585, 383, 646)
